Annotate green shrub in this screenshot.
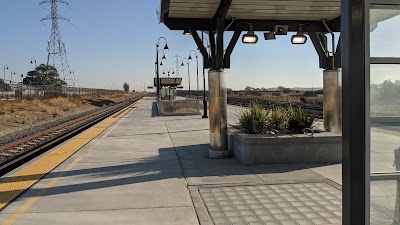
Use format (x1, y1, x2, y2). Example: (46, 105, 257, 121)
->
(267, 106, 288, 133)
(286, 106, 316, 134)
(237, 104, 316, 135)
(238, 103, 268, 134)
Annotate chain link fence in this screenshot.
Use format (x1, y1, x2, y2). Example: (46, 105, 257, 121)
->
(0, 80, 122, 100)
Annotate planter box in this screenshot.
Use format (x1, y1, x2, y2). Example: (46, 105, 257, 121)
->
(228, 127, 342, 165)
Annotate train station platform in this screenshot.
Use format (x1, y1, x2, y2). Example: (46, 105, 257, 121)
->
(0, 97, 352, 225)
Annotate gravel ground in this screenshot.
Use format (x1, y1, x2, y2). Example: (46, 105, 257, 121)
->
(0, 103, 113, 147)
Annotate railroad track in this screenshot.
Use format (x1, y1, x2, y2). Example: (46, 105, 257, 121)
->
(227, 97, 323, 119)
(0, 96, 143, 176)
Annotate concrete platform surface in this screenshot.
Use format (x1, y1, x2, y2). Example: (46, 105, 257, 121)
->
(0, 97, 382, 225)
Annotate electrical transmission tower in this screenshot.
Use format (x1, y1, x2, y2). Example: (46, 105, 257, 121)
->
(40, 0, 73, 85)
(172, 55, 182, 77)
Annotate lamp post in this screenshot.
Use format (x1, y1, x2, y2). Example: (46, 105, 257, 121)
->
(156, 37, 169, 99)
(201, 33, 210, 118)
(69, 70, 76, 88)
(30, 57, 37, 67)
(10, 71, 15, 84)
(3, 65, 8, 84)
(189, 50, 199, 99)
(20, 74, 24, 87)
(181, 58, 190, 98)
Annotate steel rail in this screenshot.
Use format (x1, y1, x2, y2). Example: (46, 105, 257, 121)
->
(0, 96, 143, 176)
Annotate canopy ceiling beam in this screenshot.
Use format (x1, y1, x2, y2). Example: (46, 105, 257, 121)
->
(189, 27, 211, 68)
(214, 0, 232, 69)
(164, 18, 340, 32)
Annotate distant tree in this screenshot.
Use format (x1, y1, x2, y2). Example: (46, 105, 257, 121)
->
(23, 64, 67, 86)
(378, 80, 400, 103)
(227, 88, 233, 95)
(123, 83, 130, 92)
(277, 86, 291, 93)
(244, 86, 261, 96)
(244, 86, 255, 92)
(314, 89, 323, 94)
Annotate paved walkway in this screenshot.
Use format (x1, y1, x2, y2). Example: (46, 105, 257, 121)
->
(0, 98, 344, 225)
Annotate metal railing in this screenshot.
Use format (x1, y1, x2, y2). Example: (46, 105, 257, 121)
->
(157, 98, 202, 114)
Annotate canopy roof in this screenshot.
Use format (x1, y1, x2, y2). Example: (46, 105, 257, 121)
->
(160, 0, 341, 32)
(154, 77, 183, 87)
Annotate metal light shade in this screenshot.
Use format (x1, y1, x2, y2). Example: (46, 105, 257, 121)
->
(242, 31, 258, 44)
(291, 33, 307, 44)
(162, 55, 166, 60)
(164, 43, 169, 50)
(160, 61, 163, 66)
(30, 60, 33, 64)
(264, 32, 276, 40)
(172, 71, 175, 74)
(188, 55, 192, 60)
(181, 62, 184, 66)
(163, 71, 165, 74)
(183, 30, 191, 35)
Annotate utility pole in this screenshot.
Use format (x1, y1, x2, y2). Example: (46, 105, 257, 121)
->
(40, 0, 73, 86)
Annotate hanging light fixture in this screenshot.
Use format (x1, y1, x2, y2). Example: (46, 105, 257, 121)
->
(162, 54, 166, 60)
(183, 30, 191, 35)
(160, 61, 163, 66)
(242, 23, 258, 44)
(291, 24, 307, 44)
(164, 43, 169, 50)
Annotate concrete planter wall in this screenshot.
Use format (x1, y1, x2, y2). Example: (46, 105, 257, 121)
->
(228, 127, 342, 165)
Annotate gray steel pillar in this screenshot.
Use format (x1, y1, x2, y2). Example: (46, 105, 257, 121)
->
(323, 69, 342, 133)
(208, 69, 229, 158)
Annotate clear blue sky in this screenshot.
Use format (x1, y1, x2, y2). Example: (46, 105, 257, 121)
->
(0, 1, 397, 90)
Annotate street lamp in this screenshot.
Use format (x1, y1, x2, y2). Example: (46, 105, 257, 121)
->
(20, 74, 24, 87)
(30, 57, 37, 67)
(69, 70, 76, 88)
(201, 33, 210, 118)
(156, 37, 169, 99)
(3, 65, 8, 84)
(181, 58, 190, 98)
(163, 68, 175, 76)
(188, 50, 199, 99)
(10, 72, 15, 84)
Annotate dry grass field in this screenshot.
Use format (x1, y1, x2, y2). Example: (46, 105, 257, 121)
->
(0, 93, 140, 137)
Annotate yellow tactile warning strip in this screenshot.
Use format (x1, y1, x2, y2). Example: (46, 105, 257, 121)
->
(0, 98, 143, 212)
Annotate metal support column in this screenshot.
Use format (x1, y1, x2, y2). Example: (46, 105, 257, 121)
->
(342, 0, 370, 223)
(208, 69, 229, 157)
(323, 69, 342, 133)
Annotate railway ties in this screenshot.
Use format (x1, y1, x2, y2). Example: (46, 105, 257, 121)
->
(0, 95, 145, 176)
